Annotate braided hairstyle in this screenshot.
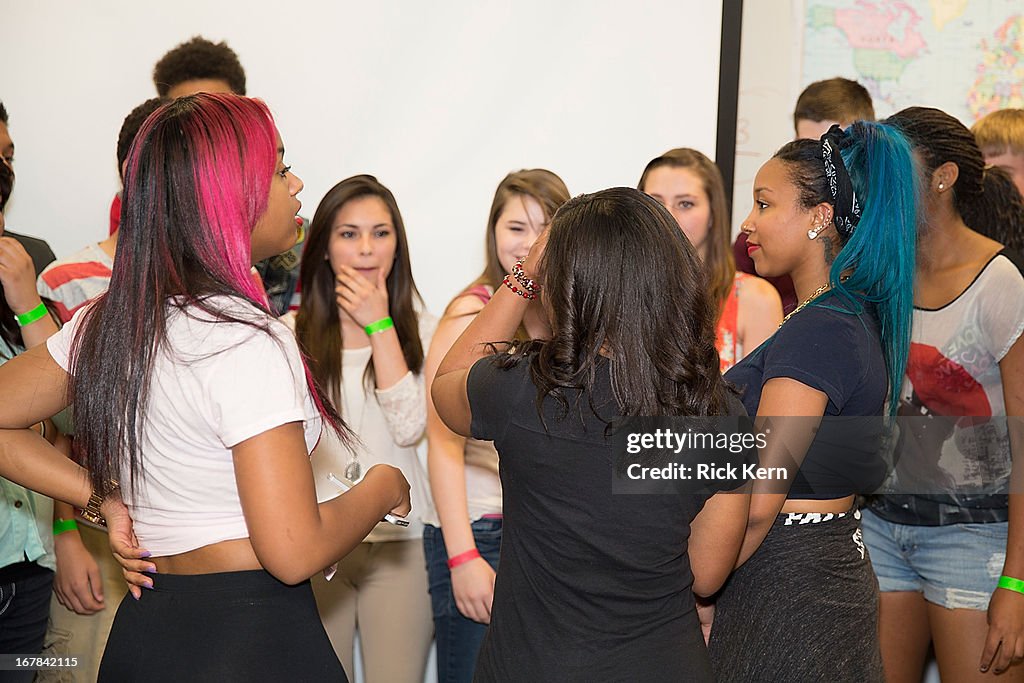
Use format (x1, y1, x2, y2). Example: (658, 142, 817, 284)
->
(963, 166, 1024, 252)
(886, 107, 987, 222)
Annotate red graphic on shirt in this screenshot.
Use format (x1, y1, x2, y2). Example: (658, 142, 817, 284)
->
(904, 342, 991, 426)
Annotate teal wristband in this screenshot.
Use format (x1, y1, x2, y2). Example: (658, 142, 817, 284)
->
(53, 518, 79, 536)
(15, 301, 48, 327)
(364, 317, 394, 335)
(998, 575, 1024, 594)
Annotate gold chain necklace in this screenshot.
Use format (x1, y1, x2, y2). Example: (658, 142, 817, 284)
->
(779, 282, 831, 328)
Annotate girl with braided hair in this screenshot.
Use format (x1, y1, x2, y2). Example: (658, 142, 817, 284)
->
(863, 106, 1024, 681)
(708, 121, 918, 681)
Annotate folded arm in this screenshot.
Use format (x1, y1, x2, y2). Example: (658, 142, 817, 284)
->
(736, 377, 826, 568)
(233, 422, 410, 585)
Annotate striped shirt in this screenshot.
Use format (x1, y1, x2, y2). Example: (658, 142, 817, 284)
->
(36, 244, 114, 323)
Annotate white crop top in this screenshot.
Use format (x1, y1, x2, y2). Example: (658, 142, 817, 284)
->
(47, 296, 322, 556)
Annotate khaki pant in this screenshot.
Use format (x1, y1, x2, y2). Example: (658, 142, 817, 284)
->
(311, 539, 433, 683)
(37, 525, 124, 683)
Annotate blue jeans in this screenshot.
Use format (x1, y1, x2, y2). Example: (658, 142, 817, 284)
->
(423, 519, 501, 683)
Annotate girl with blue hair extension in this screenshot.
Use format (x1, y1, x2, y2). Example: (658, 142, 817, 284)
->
(706, 120, 918, 682)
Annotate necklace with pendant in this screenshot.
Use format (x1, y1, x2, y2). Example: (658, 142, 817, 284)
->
(779, 282, 832, 328)
(340, 349, 371, 481)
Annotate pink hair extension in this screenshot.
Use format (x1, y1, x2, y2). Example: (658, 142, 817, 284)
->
(186, 94, 276, 305)
(111, 93, 345, 443)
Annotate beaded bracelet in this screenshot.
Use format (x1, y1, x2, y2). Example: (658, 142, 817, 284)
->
(15, 301, 48, 327)
(511, 258, 539, 293)
(502, 274, 537, 300)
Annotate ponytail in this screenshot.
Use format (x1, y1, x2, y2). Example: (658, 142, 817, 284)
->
(830, 121, 918, 414)
(772, 122, 918, 415)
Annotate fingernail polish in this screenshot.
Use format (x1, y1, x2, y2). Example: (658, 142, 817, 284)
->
(144, 582, 154, 590)
(132, 591, 140, 601)
(140, 550, 151, 558)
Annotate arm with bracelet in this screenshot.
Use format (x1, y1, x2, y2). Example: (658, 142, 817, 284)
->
(0, 238, 118, 612)
(335, 263, 409, 391)
(433, 249, 543, 438)
(0, 343, 145, 581)
(52, 431, 107, 616)
(425, 296, 498, 625)
(982, 334, 1024, 674)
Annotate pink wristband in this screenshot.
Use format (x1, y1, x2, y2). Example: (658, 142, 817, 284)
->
(447, 548, 481, 570)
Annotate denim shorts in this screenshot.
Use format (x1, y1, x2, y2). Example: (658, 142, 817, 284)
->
(861, 508, 1007, 610)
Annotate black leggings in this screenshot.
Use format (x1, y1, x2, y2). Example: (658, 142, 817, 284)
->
(99, 569, 347, 682)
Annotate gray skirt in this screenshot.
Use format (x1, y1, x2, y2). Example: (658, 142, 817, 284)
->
(707, 510, 884, 683)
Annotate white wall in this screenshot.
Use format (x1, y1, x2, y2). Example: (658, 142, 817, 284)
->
(731, 0, 805, 235)
(2, 5, 723, 682)
(2, 0, 723, 317)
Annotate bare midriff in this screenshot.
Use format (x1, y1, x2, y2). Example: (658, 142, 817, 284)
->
(152, 538, 263, 575)
(781, 495, 855, 515)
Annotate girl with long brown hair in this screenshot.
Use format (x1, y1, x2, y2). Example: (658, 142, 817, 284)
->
(639, 148, 782, 371)
(422, 169, 569, 682)
(286, 174, 434, 682)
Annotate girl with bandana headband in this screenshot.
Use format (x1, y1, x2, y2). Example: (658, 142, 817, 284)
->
(707, 121, 918, 682)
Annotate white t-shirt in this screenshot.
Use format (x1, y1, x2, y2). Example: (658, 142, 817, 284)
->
(875, 252, 1024, 525)
(47, 296, 322, 556)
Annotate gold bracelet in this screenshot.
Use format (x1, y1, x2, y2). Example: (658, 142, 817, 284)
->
(80, 480, 119, 527)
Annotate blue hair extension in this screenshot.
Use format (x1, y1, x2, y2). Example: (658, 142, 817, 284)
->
(828, 121, 918, 415)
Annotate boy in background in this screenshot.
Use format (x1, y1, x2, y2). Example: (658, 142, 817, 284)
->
(147, 36, 303, 314)
(973, 108, 1024, 197)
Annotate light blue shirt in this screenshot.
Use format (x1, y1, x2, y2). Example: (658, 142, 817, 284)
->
(0, 335, 56, 572)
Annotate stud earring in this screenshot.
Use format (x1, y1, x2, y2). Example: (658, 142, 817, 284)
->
(807, 225, 822, 240)
(938, 183, 945, 191)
